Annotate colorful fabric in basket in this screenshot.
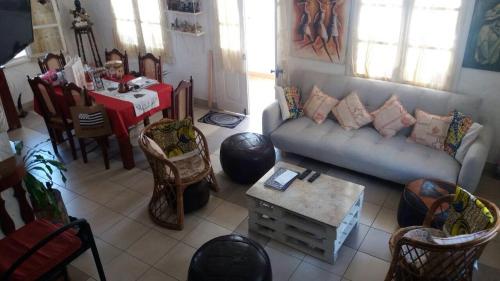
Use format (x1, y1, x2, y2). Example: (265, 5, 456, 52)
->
(444, 186, 494, 236)
(444, 110, 473, 157)
(145, 118, 196, 158)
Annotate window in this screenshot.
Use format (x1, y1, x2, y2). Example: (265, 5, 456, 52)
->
(110, 0, 166, 56)
(352, 0, 463, 90)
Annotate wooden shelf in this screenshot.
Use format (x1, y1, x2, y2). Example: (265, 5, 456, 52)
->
(166, 9, 203, 16)
(168, 30, 205, 37)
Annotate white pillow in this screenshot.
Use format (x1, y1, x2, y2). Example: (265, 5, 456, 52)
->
(275, 86, 290, 121)
(455, 123, 483, 164)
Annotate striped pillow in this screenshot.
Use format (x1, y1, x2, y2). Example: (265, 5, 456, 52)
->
(78, 112, 105, 127)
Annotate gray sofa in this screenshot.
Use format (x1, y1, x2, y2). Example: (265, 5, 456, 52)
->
(263, 71, 492, 192)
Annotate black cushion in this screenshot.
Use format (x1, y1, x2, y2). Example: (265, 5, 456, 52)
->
(188, 235, 272, 281)
(183, 179, 210, 214)
(220, 133, 276, 184)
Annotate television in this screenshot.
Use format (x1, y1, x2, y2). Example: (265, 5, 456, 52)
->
(0, 0, 33, 65)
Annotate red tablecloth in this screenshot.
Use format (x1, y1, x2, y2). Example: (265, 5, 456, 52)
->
(35, 75, 173, 139)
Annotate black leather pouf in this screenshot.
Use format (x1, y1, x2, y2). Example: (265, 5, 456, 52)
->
(220, 133, 276, 184)
(397, 179, 455, 228)
(183, 179, 210, 214)
(188, 235, 272, 281)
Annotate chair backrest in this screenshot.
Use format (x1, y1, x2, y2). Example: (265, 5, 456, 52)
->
(28, 76, 65, 121)
(172, 77, 194, 120)
(70, 104, 112, 139)
(38, 51, 66, 74)
(138, 53, 162, 82)
(105, 48, 129, 74)
(62, 83, 93, 109)
(140, 118, 197, 158)
(386, 197, 500, 281)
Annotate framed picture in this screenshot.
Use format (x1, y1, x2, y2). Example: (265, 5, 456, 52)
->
(463, 0, 500, 72)
(291, 0, 351, 64)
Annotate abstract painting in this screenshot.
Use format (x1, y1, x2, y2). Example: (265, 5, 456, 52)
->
(292, 0, 350, 64)
(463, 0, 500, 72)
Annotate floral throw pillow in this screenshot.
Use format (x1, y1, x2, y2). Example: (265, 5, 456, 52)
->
(331, 92, 373, 130)
(276, 86, 303, 121)
(444, 110, 473, 157)
(303, 85, 338, 124)
(408, 110, 452, 150)
(371, 95, 416, 138)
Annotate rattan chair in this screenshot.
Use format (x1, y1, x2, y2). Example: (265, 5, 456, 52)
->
(139, 119, 218, 230)
(385, 195, 500, 281)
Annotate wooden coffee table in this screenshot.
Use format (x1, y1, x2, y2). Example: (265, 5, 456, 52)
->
(246, 161, 365, 264)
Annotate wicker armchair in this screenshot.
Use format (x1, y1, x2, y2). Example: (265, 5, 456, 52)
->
(385, 195, 500, 281)
(139, 119, 218, 230)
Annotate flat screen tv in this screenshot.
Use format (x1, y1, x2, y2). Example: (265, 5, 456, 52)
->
(0, 0, 33, 66)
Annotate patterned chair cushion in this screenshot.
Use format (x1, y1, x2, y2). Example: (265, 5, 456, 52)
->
(146, 118, 196, 158)
(408, 110, 453, 150)
(172, 152, 208, 181)
(443, 186, 494, 236)
(331, 92, 372, 130)
(303, 85, 338, 124)
(371, 95, 416, 138)
(444, 110, 473, 157)
(276, 86, 303, 121)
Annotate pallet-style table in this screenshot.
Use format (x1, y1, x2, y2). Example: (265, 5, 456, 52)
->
(246, 161, 364, 264)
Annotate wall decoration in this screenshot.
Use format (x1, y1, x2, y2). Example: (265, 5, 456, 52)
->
(463, 0, 500, 72)
(292, 0, 350, 64)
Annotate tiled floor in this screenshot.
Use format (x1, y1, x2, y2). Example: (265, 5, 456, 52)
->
(9, 104, 500, 281)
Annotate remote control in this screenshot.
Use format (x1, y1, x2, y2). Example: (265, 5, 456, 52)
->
(298, 169, 312, 180)
(308, 172, 321, 183)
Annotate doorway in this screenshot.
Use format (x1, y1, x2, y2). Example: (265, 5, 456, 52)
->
(244, 0, 276, 116)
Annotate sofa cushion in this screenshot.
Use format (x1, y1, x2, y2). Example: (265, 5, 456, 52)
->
(371, 95, 416, 138)
(409, 110, 453, 151)
(444, 110, 473, 157)
(303, 85, 338, 124)
(332, 92, 373, 130)
(271, 117, 460, 184)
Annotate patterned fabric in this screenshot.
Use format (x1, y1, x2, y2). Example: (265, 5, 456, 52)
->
(331, 92, 372, 130)
(172, 153, 207, 180)
(276, 86, 303, 120)
(78, 112, 105, 127)
(408, 110, 453, 150)
(401, 228, 446, 270)
(144, 136, 167, 160)
(303, 85, 338, 124)
(443, 186, 494, 236)
(146, 118, 196, 158)
(444, 110, 473, 157)
(371, 95, 416, 138)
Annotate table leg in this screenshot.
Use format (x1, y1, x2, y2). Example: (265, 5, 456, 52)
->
(118, 136, 135, 170)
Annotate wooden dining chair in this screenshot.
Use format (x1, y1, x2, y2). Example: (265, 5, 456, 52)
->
(28, 76, 77, 160)
(105, 48, 129, 74)
(38, 51, 66, 74)
(62, 82, 93, 108)
(138, 53, 162, 82)
(170, 76, 194, 120)
(70, 104, 113, 169)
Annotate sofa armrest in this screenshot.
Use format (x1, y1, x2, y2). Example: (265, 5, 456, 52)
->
(458, 125, 493, 193)
(262, 101, 283, 137)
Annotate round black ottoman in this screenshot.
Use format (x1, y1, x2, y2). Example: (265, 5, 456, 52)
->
(397, 179, 455, 228)
(183, 179, 210, 214)
(188, 235, 272, 281)
(220, 133, 276, 184)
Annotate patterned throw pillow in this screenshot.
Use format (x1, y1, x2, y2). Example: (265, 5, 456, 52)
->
(371, 95, 416, 138)
(146, 118, 196, 158)
(408, 110, 453, 150)
(444, 110, 473, 157)
(303, 85, 338, 124)
(443, 186, 494, 236)
(276, 86, 303, 121)
(331, 92, 373, 130)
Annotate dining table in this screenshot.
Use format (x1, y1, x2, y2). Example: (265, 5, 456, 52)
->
(34, 74, 173, 170)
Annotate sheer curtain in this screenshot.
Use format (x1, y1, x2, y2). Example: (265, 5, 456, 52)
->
(212, 0, 245, 73)
(350, 0, 467, 90)
(110, 0, 170, 59)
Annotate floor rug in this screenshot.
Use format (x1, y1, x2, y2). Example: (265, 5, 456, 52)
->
(198, 111, 245, 129)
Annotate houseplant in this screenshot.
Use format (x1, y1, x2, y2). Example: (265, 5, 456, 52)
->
(15, 140, 70, 223)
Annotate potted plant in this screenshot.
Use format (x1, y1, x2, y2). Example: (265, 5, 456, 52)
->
(15, 141, 70, 224)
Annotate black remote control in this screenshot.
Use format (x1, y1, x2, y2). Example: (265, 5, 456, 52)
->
(308, 172, 321, 183)
(298, 169, 312, 180)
